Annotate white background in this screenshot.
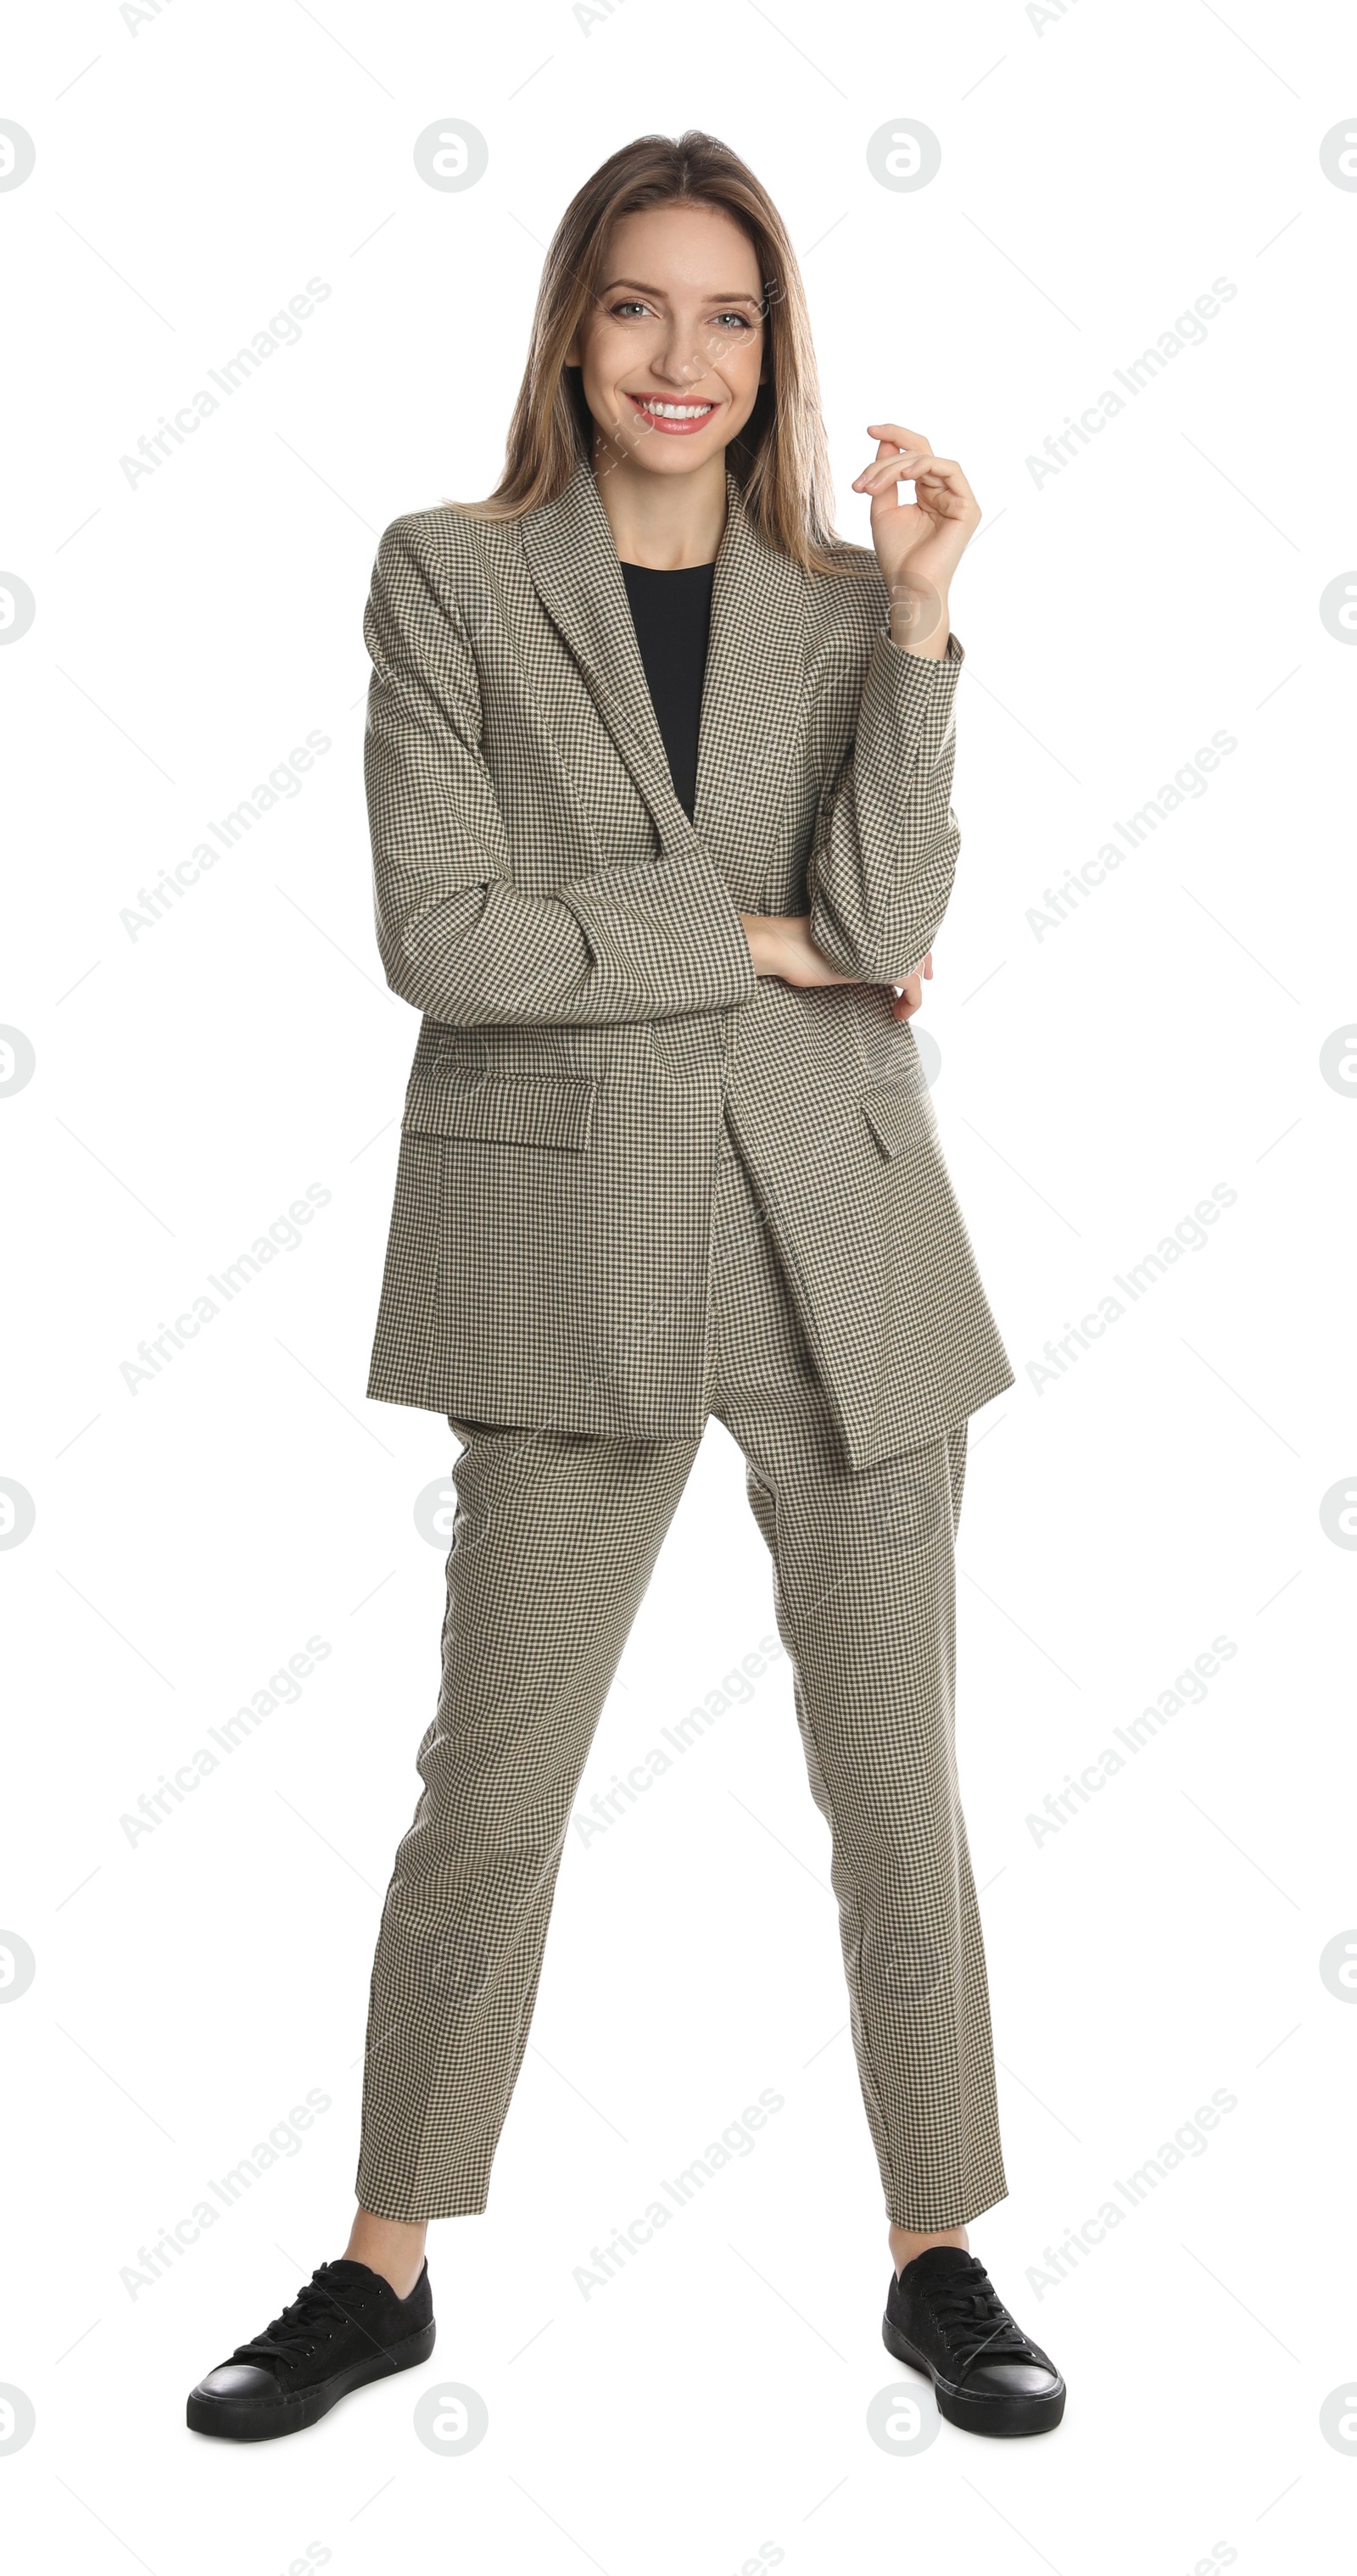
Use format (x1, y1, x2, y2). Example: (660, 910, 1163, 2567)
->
(3, 2, 1354, 2568)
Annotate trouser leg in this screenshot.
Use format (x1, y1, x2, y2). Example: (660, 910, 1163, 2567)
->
(707, 1141, 1008, 2231)
(356, 1419, 698, 2222)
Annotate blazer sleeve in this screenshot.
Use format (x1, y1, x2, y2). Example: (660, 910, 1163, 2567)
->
(805, 625, 965, 984)
(363, 517, 757, 1028)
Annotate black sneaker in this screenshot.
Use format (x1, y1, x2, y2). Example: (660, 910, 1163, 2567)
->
(187, 2257, 435, 2441)
(883, 2245, 1064, 2437)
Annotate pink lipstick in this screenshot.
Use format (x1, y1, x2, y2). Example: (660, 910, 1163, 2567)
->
(624, 391, 718, 437)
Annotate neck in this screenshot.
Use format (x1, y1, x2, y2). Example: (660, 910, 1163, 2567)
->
(589, 436, 729, 569)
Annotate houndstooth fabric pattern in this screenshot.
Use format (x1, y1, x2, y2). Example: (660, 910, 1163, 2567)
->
(356, 1135, 1008, 2231)
(361, 453, 1014, 1469)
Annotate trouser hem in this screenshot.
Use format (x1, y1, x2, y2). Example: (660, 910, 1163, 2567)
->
(885, 2177, 1009, 2233)
(355, 2168, 490, 2223)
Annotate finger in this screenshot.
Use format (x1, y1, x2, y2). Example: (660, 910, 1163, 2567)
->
(858, 455, 973, 502)
(855, 469, 973, 523)
(910, 458, 974, 505)
(852, 453, 930, 492)
(863, 471, 975, 524)
(865, 425, 935, 457)
(852, 427, 936, 491)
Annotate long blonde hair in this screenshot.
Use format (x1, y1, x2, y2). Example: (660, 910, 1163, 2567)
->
(450, 129, 872, 580)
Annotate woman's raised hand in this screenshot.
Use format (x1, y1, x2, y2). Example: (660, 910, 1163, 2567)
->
(852, 425, 980, 652)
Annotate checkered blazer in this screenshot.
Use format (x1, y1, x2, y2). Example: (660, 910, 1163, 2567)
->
(362, 453, 1014, 1465)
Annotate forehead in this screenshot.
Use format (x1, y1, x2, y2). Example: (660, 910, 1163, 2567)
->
(600, 200, 762, 294)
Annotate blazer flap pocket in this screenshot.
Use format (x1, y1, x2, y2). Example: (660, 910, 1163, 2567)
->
(403, 1072, 598, 1150)
(860, 1074, 938, 1160)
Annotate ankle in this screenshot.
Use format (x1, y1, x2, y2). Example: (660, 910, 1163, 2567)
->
(888, 2222, 969, 2278)
(343, 2209, 428, 2300)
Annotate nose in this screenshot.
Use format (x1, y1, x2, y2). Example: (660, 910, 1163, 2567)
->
(650, 325, 709, 388)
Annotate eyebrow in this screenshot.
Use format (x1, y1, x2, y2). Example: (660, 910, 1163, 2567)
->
(597, 278, 762, 308)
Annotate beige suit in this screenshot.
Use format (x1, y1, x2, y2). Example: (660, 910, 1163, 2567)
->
(355, 456, 1013, 2232)
(362, 454, 1014, 1464)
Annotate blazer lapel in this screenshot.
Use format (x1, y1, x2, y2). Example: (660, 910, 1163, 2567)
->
(519, 454, 807, 881)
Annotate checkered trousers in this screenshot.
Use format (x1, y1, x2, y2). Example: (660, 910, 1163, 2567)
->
(356, 1127, 1008, 2233)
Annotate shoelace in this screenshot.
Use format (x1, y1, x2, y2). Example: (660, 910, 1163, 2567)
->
(230, 2271, 375, 2374)
(918, 2261, 1040, 2387)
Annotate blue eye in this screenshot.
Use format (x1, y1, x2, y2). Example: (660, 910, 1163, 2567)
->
(606, 302, 755, 329)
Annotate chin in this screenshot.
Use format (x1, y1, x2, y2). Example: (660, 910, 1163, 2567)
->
(626, 441, 721, 471)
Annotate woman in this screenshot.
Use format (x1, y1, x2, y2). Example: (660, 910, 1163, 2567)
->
(187, 130, 1065, 2445)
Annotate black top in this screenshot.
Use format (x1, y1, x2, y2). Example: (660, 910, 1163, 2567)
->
(618, 558, 716, 822)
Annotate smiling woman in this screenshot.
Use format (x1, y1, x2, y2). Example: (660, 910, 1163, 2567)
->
(449, 131, 855, 576)
(186, 126, 1063, 2451)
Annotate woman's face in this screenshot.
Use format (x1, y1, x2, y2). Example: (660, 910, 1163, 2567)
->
(567, 201, 768, 475)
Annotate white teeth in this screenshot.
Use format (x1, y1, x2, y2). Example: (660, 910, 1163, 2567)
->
(635, 399, 713, 418)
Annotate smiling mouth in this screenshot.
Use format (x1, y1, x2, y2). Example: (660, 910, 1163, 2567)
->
(625, 391, 718, 433)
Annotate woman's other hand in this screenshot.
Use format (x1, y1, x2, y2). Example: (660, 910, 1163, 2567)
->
(742, 917, 932, 1022)
(888, 949, 932, 1022)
